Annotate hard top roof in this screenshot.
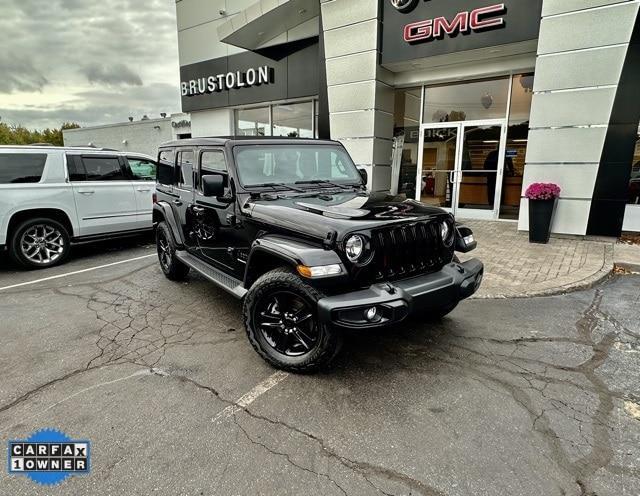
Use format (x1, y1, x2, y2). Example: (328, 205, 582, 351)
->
(0, 145, 119, 151)
(159, 136, 341, 148)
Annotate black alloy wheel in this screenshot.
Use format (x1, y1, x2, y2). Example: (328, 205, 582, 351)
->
(254, 290, 318, 357)
(158, 233, 172, 271)
(243, 268, 342, 372)
(156, 221, 190, 281)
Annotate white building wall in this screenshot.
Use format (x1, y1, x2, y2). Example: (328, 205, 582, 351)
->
(177, 0, 320, 66)
(519, 0, 640, 235)
(63, 119, 173, 157)
(190, 109, 234, 137)
(176, 0, 255, 66)
(320, 0, 394, 192)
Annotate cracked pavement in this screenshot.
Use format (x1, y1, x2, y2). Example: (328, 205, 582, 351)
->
(0, 239, 639, 496)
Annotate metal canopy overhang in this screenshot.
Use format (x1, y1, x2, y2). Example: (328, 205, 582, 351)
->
(218, 0, 319, 51)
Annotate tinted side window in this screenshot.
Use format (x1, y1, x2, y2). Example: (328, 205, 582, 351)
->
(66, 155, 86, 181)
(157, 149, 175, 185)
(0, 153, 47, 184)
(81, 157, 126, 181)
(177, 150, 194, 188)
(128, 158, 157, 181)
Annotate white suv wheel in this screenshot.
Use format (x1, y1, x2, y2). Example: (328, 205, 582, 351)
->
(10, 218, 71, 269)
(20, 224, 66, 265)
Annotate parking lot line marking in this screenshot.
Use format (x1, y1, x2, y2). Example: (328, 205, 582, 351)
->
(29, 369, 154, 421)
(212, 371, 289, 424)
(0, 254, 156, 292)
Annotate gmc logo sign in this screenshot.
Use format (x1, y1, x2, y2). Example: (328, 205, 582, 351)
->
(403, 4, 507, 44)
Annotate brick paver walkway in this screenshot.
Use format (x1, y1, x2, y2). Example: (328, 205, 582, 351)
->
(457, 220, 614, 298)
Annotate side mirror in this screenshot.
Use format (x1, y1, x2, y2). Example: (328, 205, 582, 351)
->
(202, 174, 225, 198)
(358, 168, 368, 185)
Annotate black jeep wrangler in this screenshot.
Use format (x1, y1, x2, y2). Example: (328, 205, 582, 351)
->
(153, 138, 483, 372)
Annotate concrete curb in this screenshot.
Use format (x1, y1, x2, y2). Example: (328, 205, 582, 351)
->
(471, 244, 615, 300)
(614, 243, 640, 274)
(616, 262, 640, 274)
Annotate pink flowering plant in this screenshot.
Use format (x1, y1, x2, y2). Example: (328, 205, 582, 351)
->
(525, 183, 561, 200)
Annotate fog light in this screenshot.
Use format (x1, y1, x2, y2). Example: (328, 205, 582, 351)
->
(365, 306, 380, 322)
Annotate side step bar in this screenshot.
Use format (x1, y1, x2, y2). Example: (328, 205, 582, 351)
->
(175, 250, 247, 299)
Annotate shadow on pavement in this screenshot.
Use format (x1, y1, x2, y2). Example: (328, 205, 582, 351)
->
(0, 232, 155, 273)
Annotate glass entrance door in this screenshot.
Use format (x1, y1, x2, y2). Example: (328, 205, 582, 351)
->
(417, 120, 507, 219)
(416, 124, 459, 212)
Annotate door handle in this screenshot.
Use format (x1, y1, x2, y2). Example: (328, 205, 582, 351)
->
(136, 187, 151, 192)
(78, 189, 95, 195)
(173, 199, 183, 206)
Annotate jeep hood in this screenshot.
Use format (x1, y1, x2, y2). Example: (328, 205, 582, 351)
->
(243, 191, 449, 240)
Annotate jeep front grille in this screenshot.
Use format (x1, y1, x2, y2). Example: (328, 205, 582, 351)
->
(370, 220, 453, 281)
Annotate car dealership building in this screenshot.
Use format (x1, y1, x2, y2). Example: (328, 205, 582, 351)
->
(176, 0, 640, 236)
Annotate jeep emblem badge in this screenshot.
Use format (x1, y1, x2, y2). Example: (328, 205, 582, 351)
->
(391, 0, 420, 13)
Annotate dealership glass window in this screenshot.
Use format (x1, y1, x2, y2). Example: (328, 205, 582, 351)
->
(235, 100, 318, 138)
(236, 107, 271, 136)
(392, 87, 422, 197)
(422, 78, 510, 124)
(391, 75, 535, 219)
(272, 102, 313, 138)
(500, 73, 535, 220)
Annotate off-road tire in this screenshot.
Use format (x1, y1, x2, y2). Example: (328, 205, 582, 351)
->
(243, 268, 342, 373)
(156, 221, 190, 281)
(9, 217, 71, 269)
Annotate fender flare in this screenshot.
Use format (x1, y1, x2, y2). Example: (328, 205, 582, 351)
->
(153, 202, 185, 247)
(244, 234, 345, 287)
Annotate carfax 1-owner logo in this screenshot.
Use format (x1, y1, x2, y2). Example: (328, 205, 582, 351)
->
(7, 428, 90, 486)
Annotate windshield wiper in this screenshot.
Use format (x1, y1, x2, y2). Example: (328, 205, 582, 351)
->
(249, 182, 305, 192)
(295, 179, 354, 190)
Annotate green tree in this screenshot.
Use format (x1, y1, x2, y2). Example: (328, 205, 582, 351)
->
(0, 122, 80, 146)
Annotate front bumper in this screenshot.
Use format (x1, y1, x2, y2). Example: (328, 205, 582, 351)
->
(317, 259, 483, 329)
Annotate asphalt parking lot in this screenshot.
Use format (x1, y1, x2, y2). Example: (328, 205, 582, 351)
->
(1, 241, 639, 496)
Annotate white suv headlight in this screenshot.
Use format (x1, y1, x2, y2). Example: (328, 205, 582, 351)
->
(344, 235, 365, 262)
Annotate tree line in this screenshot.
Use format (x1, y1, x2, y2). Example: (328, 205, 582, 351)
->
(0, 122, 81, 147)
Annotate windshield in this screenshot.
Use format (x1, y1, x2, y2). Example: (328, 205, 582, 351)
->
(234, 145, 362, 188)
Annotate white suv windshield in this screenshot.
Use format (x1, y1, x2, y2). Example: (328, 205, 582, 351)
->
(234, 145, 361, 187)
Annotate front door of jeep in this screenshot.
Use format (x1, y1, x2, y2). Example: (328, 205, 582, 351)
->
(191, 148, 241, 277)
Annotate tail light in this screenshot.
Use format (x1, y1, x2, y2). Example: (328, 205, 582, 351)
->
(152, 193, 157, 204)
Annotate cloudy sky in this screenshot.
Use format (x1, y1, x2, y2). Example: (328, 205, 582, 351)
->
(0, 0, 181, 130)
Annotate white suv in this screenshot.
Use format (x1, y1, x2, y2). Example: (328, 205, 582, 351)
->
(0, 146, 157, 269)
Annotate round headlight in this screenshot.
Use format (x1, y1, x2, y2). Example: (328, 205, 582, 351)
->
(345, 235, 365, 262)
(441, 220, 454, 246)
